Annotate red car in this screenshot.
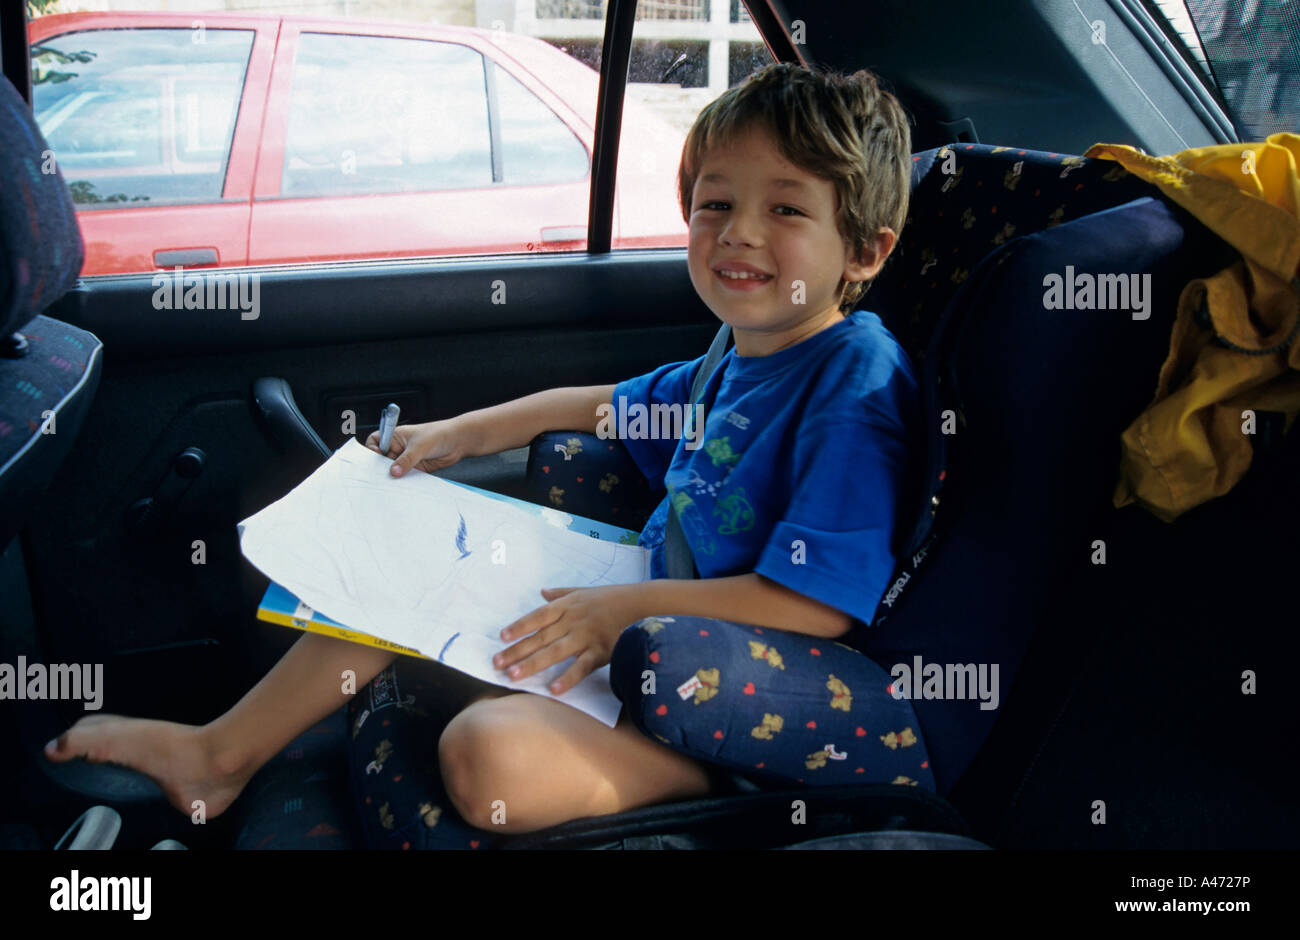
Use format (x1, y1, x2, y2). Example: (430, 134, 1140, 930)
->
(29, 11, 688, 275)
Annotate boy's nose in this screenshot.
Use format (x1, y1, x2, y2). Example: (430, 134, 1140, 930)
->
(720, 216, 761, 248)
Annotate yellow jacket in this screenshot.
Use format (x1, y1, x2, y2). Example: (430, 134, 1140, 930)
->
(1082, 134, 1300, 522)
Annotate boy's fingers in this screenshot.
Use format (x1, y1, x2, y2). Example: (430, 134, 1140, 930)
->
(505, 634, 579, 682)
(390, 443, 419, 476)
(496, 617, 564, 669)
(494, 632, 541, 671)
(500, 601, 562, 643)
(548, 651, 600, 695)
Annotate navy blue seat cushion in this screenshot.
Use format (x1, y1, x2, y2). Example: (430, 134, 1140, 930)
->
(0, 76, 98, 552)
(523, 431, 660, 529)
(344, 657, 509, 850)
(232, 709, 360, 849)
(855, 194, 1235, 795)
(0, 316, 102, 553)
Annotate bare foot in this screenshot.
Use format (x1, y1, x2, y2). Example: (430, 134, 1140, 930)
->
(43, 714, 253, 821)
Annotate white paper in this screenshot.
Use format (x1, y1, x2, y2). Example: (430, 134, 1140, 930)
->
(237, 438, 650, 726)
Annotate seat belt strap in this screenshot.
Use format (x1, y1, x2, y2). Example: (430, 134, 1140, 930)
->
(664, 323, 731, 580)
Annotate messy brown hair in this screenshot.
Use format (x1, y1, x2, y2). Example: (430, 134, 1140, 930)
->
(677, 63, 911, 311)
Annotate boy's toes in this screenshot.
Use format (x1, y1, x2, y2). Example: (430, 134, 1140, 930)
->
(43, 715, 120, 762)
(43, 732, 85, 763)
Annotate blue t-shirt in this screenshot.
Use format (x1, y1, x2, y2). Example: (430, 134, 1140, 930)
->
(612, 310, 920, 632)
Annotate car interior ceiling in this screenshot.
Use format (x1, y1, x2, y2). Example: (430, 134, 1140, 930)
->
(1, 0, 1295, 854)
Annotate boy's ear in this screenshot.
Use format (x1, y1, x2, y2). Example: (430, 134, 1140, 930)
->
(843, 227, 898, 283)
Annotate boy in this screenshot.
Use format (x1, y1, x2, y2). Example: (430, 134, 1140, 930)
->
(45, 63, 934, 845)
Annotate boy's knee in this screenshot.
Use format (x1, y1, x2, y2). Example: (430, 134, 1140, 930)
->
(437, 706, 531, 831)
(437, 718, 488, 828)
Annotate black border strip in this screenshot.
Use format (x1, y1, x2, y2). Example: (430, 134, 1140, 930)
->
(2, 2, 32, 104)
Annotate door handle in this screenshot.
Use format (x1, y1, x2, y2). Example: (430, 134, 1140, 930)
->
(154, 248, 218, 267)
(540, 226, 587, 244)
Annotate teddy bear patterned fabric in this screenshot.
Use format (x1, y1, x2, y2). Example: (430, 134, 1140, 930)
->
(610, 615, 935, 790)
(345, 660, 506, 850)
(864, 143, 1154, 363)
(340, 612, 936, 851)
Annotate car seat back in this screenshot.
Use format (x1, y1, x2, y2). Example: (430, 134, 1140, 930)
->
(864, 145, 1157, 577)
(0, 76, 101, 557)
(855, 192, 1235, 797)
(0, 78, 144, 804)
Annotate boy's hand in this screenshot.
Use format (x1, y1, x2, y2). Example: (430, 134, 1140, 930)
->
(364, 418, 473, 477)
(494, 585, 637, 695)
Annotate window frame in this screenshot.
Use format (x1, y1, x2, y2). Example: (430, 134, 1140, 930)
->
(585, 0, 792, 252)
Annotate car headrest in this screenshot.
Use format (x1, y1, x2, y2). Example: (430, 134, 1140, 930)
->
(0, 77, 84, 341)
(864, 142, 1154, 362)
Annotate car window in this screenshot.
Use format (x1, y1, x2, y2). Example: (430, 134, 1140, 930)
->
(1154, 0, 1300, 138)
(27, 4, 614, 273)
(493, 61, 590, 185)
(30, 27, 253, 207)
(613, 0, 775, 249)
(282, 33, 493, 197)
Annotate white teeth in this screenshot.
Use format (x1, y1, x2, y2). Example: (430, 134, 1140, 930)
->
(717, 269, 770, 280)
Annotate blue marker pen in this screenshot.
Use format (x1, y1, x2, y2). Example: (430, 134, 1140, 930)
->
(378, 403, 400, 454)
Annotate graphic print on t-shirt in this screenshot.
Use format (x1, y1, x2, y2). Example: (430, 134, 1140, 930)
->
(668, 403, 762, 553)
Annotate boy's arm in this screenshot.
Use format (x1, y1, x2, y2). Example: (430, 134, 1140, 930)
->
(613, 573, 853, 639)
(454, 385, 616, 458)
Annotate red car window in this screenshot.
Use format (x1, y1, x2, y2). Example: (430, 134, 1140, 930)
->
(283, 33, 493, 197)
(493, 61, 590, 185)
(32, 27, 254, 207)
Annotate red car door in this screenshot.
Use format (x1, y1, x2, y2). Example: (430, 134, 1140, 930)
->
(248, 21, 594, 266)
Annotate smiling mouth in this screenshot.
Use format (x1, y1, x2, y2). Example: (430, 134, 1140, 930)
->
(713, 269, 773, 284)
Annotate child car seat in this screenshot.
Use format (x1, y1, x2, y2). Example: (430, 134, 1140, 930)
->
(340, 144, 1236, 849)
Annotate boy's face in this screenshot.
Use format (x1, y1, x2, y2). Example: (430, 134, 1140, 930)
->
(686, 125, 895, 357)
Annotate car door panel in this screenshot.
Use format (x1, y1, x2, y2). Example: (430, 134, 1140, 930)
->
(28, 251, 714, 706)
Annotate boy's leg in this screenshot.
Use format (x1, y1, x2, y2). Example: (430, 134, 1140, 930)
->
(437, 691, 716, 833)
(44, 632, 403, 819)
